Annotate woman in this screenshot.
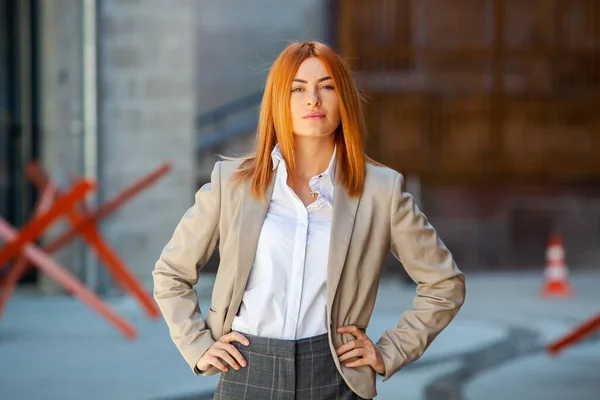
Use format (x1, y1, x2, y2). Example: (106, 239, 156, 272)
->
(153, 41, 465, 400)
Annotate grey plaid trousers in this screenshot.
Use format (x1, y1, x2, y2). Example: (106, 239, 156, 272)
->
(213, 332, 369, 400)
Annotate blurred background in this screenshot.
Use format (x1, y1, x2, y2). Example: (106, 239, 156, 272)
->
(0, 0, 599, 399)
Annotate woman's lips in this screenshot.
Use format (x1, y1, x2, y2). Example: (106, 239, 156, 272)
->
(303, 112, 326, 119)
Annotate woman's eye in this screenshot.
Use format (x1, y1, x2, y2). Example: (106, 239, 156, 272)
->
(291, 87, 303, 92)
(321, 85, 335, 90)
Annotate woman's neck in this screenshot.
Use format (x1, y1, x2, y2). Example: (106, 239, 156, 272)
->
(292, 135, 336, 181)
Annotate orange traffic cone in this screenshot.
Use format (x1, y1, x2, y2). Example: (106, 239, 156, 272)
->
(541, 234, 573, 298)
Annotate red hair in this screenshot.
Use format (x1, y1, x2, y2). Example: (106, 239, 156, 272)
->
(233, 41, 370, 201)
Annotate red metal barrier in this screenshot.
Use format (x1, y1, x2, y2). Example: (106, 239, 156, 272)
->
(0, 180, 95, 267)
(0, 217, 137, 339)
(23, 162, 170, 319)
(547, 313, 600, 355)
(0, 183, 57, 319)
(39, 162, 171, 254)
(0, 162, 171, 338)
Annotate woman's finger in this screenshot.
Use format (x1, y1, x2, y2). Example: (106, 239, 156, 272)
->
(222, 342, 248, 368)
(338, 347, 365, 363)
(344, 357, 372, 368)
(335, 339, 362, 356)
(222, 331, 250, 346)
(336, 325, 366, 339)
(207, 355, 229, 372)
(213, 348, 241, 370)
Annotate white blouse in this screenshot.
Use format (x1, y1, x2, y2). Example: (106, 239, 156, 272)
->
(230, 144, 336, 339)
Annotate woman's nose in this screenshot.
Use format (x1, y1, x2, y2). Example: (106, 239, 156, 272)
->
(306, 91, 320, 106)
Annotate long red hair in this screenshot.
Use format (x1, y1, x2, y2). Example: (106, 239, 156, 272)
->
(233, 41, 370, 201)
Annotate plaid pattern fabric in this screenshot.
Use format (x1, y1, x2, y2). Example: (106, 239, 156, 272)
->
(213, 332, 369, 400)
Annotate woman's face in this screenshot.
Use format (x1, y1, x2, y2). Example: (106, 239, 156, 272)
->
(290, 57, 341, 139)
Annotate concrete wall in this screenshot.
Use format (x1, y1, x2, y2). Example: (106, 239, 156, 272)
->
(35, 0, 330, 292)
(38, 0, 86, 294)
(98, 0, 197, 289)
(194, 0, 328, 112)
(194, 0, 328, 181)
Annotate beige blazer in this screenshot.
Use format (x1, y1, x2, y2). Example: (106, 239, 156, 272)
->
(153, 159, 465, 399)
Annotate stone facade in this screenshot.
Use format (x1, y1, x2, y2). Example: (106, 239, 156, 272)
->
(35, 0, 328, 292)
(98, 0, 197, 291)
(38, 0, 86, 293)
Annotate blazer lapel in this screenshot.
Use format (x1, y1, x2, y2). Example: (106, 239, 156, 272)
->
(226, 175, 275, 330)
(326, 178, 360, 319)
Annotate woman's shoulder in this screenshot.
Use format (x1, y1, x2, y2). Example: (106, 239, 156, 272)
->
(365, 160, 402, 188)
(217, 158, 245, 180)
(208, 159, 247, 206)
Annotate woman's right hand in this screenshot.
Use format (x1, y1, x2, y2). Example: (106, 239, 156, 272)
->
(196, 331, 250, 373)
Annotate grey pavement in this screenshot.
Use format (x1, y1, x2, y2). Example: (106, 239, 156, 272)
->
(0, 271, 598, 400)
(465, 340, 600, 400)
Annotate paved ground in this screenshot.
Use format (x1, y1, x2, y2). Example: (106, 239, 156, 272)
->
(0, 271, 598, 399)
(465, 340, 600, 400)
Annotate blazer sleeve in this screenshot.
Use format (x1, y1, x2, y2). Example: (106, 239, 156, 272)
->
(152, 161, 222, 376)
(375, 172, 466, 382)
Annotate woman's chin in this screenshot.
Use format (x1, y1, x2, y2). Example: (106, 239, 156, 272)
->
(292, 131, 336, 139)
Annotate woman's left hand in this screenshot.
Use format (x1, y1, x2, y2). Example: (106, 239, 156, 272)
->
(335, 325, 386, 375)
